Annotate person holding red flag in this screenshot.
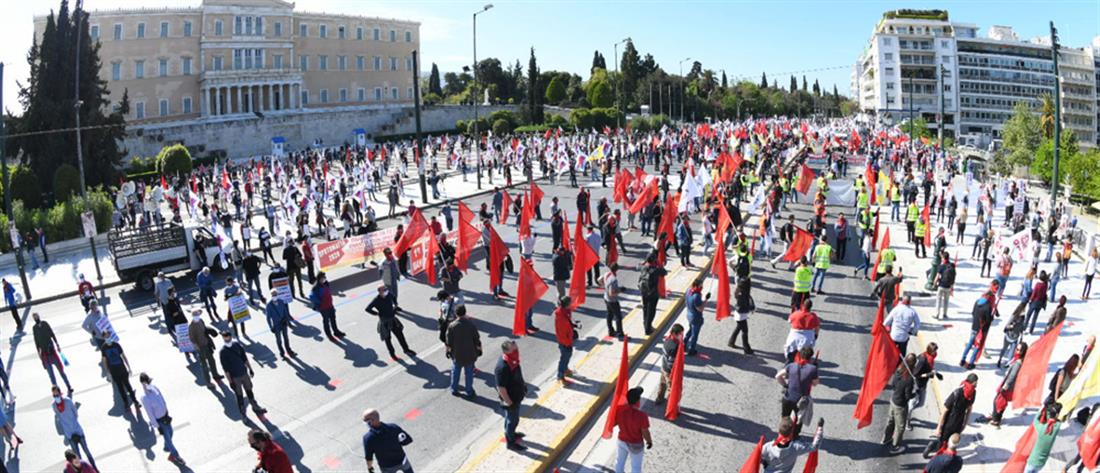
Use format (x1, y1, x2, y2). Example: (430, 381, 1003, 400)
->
(494, 340, 528, 452)
(611, 386, 652, 473)
(553, 296, 577, 384)
(922, 433, 962, 473)
(760, 417, 824, 473)
(925, 373, 978, 458)
(654, 324, 684, 404)
(683, 279, 708, 356)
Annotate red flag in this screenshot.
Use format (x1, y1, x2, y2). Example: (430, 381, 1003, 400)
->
(921, 203, 932, 247)
(802, 449, 819, 473)
(543, 128, 552, 140)
(634, 166, 647, 184)
(513, 257, 549, 336)
(488, 225, 509, 292)
(190, 174, 197, 193)
(871, 228, 892, 282)
(1012, 322, 1064, 409)
(569, 214, 597, 310)
(717, 204, 733, 237)
(392, 209, 430, 256)
(160, 174, 168, 190)
(872, 211, 881, 249)
(519, 194, 534, 238)
(424, 233, 440, 286)
(1079, 411, 1100, 470)
(455, 203, 481, 272)
(737, 436, 765, 473)
(664, 336, 686, 420)
(561, 212, 572, 253)
(713, 228, 731, 321)
(795, 164, 815, 194)
(628, 179, 659, 214)
(221, 169, 231, 190)
(499, 191, 513, 225)
(781, 227, 814, 263)
(1001, 424, 1037, 473)
(601, 338, 630, 439)
(457, 201, 477, 225)
(852, 295, 901, 429)
(530, 181, 544, 204)
(865, 163, 877, 205)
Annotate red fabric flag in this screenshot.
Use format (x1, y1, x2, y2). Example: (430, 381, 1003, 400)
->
(561, 212, 572, 253)
(513, 257, 549, 336)
(852, 295, 901, 429)
(628, 179, 659, 214)
(1001, 424, 1037, 473)
(1079, 412, 1100, 470)
(601, 338, 630, 439)
(519, 194, 534, 238)
(795, 164, 815, 194)
(737, 436, 765, 473)
(871, 228, 892, 282)
(569, 214, 597, 310)
(499, 191, 513, 225)
(424, 233, 440, 286)
(392, 209, 430, 256)
(455, 203, 481, 272)
(221, 169, 231, 190)
(544, 128, 553, 140)
(160, 174, 168, 190)
(607, 231, 619, 267)
(488, 225, 509, 292)
(1012, 322, 1064, 409)
(530, 181, 544, 204)
(872, 211, 881, 249)
(634, 166, 647, 184)
(781, 227, 814, 263)
(803, 449, 819, 473)
(717, 203, 733, 237)
(921, 203, 932, 247)
(664, 336, 686, 420)
(713, 229, 731, 321)
(457, 201, 477, 225)
(865, 163, 877, 205)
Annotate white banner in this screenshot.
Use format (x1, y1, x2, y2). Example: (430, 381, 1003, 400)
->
(991, 228, 1032, 262)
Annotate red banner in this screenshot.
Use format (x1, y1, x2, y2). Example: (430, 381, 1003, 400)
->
(316, 223, 482, 275)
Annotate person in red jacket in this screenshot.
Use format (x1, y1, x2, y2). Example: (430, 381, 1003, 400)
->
(554, 296, 577, 383)
(248, 429, 293, 473)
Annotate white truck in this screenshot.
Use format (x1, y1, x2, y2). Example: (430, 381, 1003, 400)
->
(107, 224, 225, 291)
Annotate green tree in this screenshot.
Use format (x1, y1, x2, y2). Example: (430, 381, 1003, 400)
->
(525, 48, 542, 125)
(591, 50, 605, 74)
(760, 72, 768, 89)
(1064, 148, 1100, 198)
(619, 40, 641, 111)
(1001, 101, 1042, 169)
(1032, 130, 1079, 183)
(813, 79, 821, 96)
(428, 63, 443, 96)
(586, 69, 614, 108)
(545, 75, 566, 105)
(720, 71, 728, 90)
(802, 76, 808, 92)
(157, 143, 193, 176)
(9, 166, 42, 209)
(1039, 94, 1056, 139)
(789, 75, 798, 93)
(443, 70, 471, 97)
(52, 163, 81, 200)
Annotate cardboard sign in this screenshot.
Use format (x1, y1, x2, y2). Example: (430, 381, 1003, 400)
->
(992, 228, 1032, 262)
(228, 294, 251, 323)
(272, 277, 292, 303)
(175, 324, 195, 353)
(95, 316, 119, 343)
(81, 211, 97, 238)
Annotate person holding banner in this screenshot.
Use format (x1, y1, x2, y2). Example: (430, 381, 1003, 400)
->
(265, 289, 296, 359)
(223, 278, 249, 339)
(310, 272, 346, 342)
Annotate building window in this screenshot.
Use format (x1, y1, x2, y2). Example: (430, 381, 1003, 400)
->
(136, 102, 145, 119)
(356, 27, 363, 40)
(357, 88, 365, 101)
(215, 20, 223, 36)
(256, 17, 263, 35)
(339, 88, 348, 102)
(159, 99, 169, 116)
(182, 57, 192, 75)
(374, 87, 382, 101)
(373, 28, 380, 41)
(319, 55, 328, 70)
(135, 60, 145, 79)
(213, 56, 223, 71)
(338, 26, 345, 39)
(407, 87, 413, 99)
(111, 62, 121, 81)
(389, 57, 397, 71)
(320, 89, 329, 103)
(137, 23, 145, 39)
(274, 54, 283, 69)
(159, 58, 168, 77)
(886, 82, 895, 90)
(391, 87, 398, 100)
(942, 55, 951, 64)
(301, 90, 309, 106)
(299, 23, 307, 37)
(184, 21, 192, 37)
(300, 55, 308, 71)
(234, 50, 242, 69)
(182, 96, 193, 114)
(941, 40, 948, 48)
(160, 21, 169, 38)
(405, 57, 413, 71)
(338, 56, 346, 71)
(320, 25, 327, 38)
(90, 25, 99, 40)
(884, 67, 894, 76)
(884, 53, 893, 61)
(389, 29, 396, 42)
(357, 56, 365, 71)
(113, 24, 122, 40)
(405, 31, 412, 42)
(235, 16, 242, 35)
(274, 21, 282, 37)
(882, 37, 892, 46)
(373, 56, 382, 70)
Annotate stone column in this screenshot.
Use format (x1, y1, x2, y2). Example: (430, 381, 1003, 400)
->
(217, 87, 224, 115)
(235, 86, 242, 114)
(201, 88, 208, 117)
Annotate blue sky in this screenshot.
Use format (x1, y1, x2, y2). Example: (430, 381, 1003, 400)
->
(2, 0, 1098, 114)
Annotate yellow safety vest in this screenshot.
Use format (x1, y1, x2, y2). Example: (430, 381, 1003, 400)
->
(879, 249, 896, 273)
(780, 177, 790, 191)
(793, 266, 813, 293)
(813, 244, 832, 269)
(890, 186, 901, 203)
(858, 191, 869, 209)
(915, 220, 927, 238)
(906, 205, 919, 222)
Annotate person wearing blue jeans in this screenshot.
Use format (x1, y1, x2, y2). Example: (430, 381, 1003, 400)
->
(33, 313, 73, 395)
(684, 280, 707, 356)
(960, 292, 995, 369)
(495, 341, 527, 451)
(140, 374, 184, 465)
(554, 298, 576, 382)
(445, 306, 480, 397)
(53, 386, 96, 470)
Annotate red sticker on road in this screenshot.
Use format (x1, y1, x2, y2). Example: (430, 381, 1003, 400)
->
(404, 408, 421, 420)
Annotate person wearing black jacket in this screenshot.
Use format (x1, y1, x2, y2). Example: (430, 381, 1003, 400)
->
(550, 212, 564, 250)
(365, 285, 416, 360)
(551, 247, 572, 301)
(242, 252, 264, 304)
(162, 288, 187, 342)
(639, 253, 669, 336)
(729, 278, 755, 354)
(883, 354, 917, 453)
(281, 240, 304, 297)
(933, 256, 956, 319)
(908, 343, 941, 427)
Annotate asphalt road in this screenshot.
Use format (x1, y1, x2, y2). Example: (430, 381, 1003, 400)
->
(6, 168, 689, 472)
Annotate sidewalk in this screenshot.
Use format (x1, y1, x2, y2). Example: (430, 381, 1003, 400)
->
(885, 174, 1094, 472)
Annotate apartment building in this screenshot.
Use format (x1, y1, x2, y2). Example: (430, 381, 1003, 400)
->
(33, 0, 420, 126)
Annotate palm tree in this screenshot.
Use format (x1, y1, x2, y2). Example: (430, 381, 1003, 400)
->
(1039, 93, 1056, 139)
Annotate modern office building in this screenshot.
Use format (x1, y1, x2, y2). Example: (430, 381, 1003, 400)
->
(33, 0, 420, 125)
(853, 10, 1098, 149)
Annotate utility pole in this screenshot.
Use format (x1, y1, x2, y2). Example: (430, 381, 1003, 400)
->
(908, 74, 915, 152)
(0, 64, 31, 300)
(613, 37, 631, 130)
(73, 1, 103, 292)
(1050, 21, 1062, 207)
(938, 64, 946, 153)
(472, 4, 494, 190)
(679, 57, 691, 122)
(412, 50, 427, 204)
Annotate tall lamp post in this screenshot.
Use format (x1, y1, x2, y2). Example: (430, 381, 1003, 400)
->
(613, 37, 631, 130)
(472, 3, 494, 190)
(678, 57, 691, 123)
(73, 1, 104, 293)
(1050, 21, 1062, 208)
(0, 64, 31, 300)
(412, 50, 427, 204)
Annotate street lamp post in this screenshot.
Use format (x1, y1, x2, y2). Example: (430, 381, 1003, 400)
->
(472, 3, 494, 191)
(1050, 21, 1062, 208)
(0, 64, 31, 300)
(412, 50, 427, 204)
(73, 1, 104, 293)
(613, 37, 631, 130)
(679, 57, 691, 123)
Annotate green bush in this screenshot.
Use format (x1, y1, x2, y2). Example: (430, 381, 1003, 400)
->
(514, 124, 552, 134)
(9, 166, 42, 209)
(492, 118, 512, 137)
(571, 108, 594, 130)
(127, 156, 158, 174)
(545, 76, 566, 105)
(547, 114, 569, 128)
(423, 92, 442, 106)
(455, 119, 468, 134)
(53, 164, 82, 201)
(157, 143, 193, 177)
(0, 187, 114, 252)
(488, 110, 519, 128)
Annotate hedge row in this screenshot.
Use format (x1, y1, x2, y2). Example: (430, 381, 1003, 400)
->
(0, 188, 114, 253)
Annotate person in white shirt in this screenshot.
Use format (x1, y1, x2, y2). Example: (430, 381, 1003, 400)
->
(1083, 248, 1098, 301)
(520, 234, 536, 261)
(139, 373, 185, 465)
(883, 296, 920, 356)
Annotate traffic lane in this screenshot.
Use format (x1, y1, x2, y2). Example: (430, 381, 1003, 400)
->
(634, 199, 919, 472)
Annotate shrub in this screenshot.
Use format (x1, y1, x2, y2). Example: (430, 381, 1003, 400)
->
(127, 156, 158, 174)
(489, 110, 519, 128)
(545, 76, 566, 105)
(423, 92, 442, 106)
(0, 187, 115, 251)
(157, 143, 193, 177)
(514, 124, 552, 134)
(492, 118, 512, 137)
(455, 119, 468, 134)
(9, 166, 42, 209)
(53, 164, 82, 201)
(546, 113, 569, 128)
(571, 108, 594, 130)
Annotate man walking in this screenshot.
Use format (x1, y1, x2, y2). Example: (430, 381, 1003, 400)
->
(655, 324, 684, 404)
(776, 346, 819, 424)
(603, 263, 624, 339)
(139, 373, 185, 465)
(554, 297, 576, 383)
(552, 247, 572, 301)
(53, 385, 96, 469)
(379, 248, 402, 310)
(196, 267, 219, 321)
(495, 340, 527, 451)
(810, 236, 831, 294)
(310, 272, 346, 341)
(933, 255, 956, 319)
(265, 289, 296, 358)
(188, 309, 223, 386)
(684, 279, 706, 356)
(100, 335, 141, 413)
(926, 373, 977, 458)
(612, 387, 652, 473)
(366, 285, 416, 360)
(446, 305, 480, 397)
(362, 408, 415, 473)
(639, 254, 668, 336)
(32, 313, 73, 395)
(218, 331, 267, 417)
(883, 296, 920, 356)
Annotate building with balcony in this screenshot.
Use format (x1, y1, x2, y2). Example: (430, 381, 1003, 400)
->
(853, 10, 1100, 149)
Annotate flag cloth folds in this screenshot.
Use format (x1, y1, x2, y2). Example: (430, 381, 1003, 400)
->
(519, 194, 534, 238)
(499, 191, 513, 225)
(1079, 413, 1100, 470)
(488, 226, 509, 293)
(865, 163, 877, 205)
(921, 203, 932, 247)
(795, 164, 815, 194)
(802, 449, 819, 473)
(601, 338, 630, 439)
(664, 336, 686, 420)
(1001, 424, 1037, 473)
(561, 211, 573, 253)
(424, 233, 440, 286)
(782, 227, 814, 263)
(629, 179, 659, 214)
(713, 228, 731, 321)
(569, 213, 597, 310)
(853, 295, 901, 429)
(455, 203, 481, 272)
(392, 209, 429, 256)
(737, 435, 765, 473)
(1058, 340, 1100, 417)
(513, 257, 548, 336)
(530, 181, 545, 204)
(1012, 322, 1064, 409)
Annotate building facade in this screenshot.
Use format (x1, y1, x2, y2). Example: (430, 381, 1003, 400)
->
(853, 10, 1099, 149)
(33, 0, 420, 127)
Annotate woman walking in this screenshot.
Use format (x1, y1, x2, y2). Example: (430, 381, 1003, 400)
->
(1083, 248, 1098, 300)
(990, 342, 1027, 427)
(728, 278, 754, 354)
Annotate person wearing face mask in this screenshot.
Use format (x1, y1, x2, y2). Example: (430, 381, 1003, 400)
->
(100, 334, 141, 412)
(248, 429, 292, 473)
(139, 373, 185, 465)
(162, 288, 186, 343)
(362, 408, 415, 473)
(223, 277, 250, 339)
(310, 272, 346, 341)
(495, 340, 528, 451)
(265, 289, 296, 359)
(218, 331, 267, 417)
(53, 385, 96, 470)
(63, 449, 97, 473)
(366, 285, 416, 360)
(188, 309, 223, 387)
